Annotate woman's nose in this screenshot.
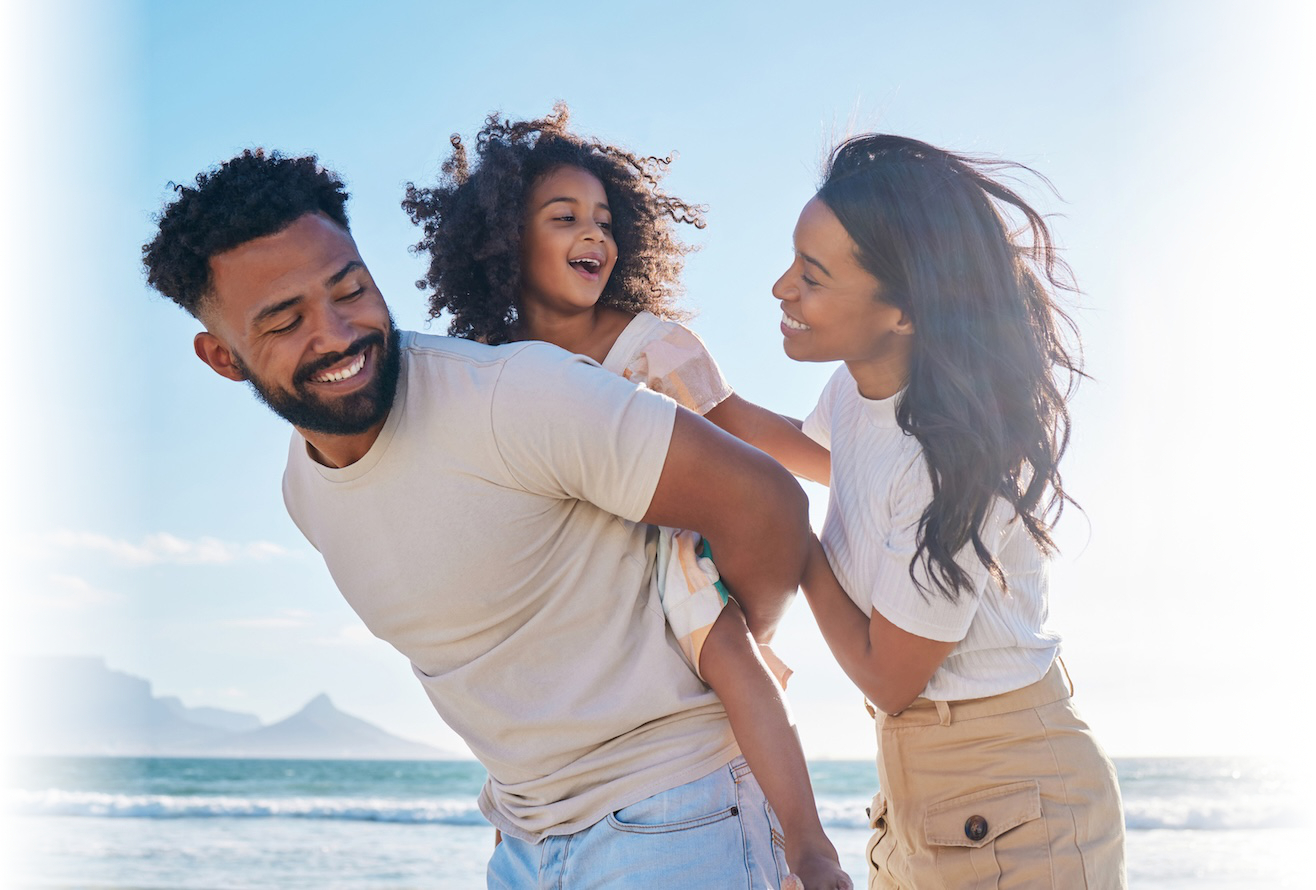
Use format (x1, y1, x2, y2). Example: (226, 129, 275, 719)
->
(771, 271, 795, 301)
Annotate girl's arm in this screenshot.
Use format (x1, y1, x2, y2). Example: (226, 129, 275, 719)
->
(700, 600, 852, 890)
(704, 394, 831, 485)
(800, 536, 955, 715)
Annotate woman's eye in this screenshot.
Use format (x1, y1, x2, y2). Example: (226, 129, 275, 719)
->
(802, 275, 820, 288)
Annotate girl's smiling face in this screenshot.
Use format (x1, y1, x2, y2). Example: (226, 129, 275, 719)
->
(519, 166, 618, 318)
(772, 196, 914, 399)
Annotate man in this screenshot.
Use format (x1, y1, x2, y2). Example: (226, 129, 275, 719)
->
(143, 150, 812, 887)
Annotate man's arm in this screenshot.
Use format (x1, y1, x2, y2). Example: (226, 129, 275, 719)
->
(641, 408, 811, 640)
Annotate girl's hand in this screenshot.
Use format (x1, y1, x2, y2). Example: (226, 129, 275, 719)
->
(786, 837, 854, 890)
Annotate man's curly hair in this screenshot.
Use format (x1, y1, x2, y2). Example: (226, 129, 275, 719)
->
(142, 149, 351, 318)
(403, 103, 705, 344)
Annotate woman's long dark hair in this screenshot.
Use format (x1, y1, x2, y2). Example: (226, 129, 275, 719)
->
(818, 134, 1084, 601)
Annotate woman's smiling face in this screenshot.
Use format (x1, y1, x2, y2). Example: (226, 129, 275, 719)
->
(772, 196, 914, 398)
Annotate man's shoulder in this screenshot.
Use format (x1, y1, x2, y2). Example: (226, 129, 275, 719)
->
(401, 330, 580, 376)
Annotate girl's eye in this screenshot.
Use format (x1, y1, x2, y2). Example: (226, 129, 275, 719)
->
(597, 221, 611, 231)
(555, 215, 575, 222)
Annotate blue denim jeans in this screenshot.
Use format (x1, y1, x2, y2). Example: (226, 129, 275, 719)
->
(487, 756, 789, 889)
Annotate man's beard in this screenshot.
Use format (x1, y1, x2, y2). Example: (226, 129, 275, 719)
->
(236, 322, 402, 437)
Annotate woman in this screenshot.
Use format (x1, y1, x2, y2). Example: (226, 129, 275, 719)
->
(777, 134, 1125, 888)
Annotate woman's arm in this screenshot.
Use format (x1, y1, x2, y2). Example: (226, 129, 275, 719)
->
(704, 394, 831, 485)
(800, 536, 955, 714)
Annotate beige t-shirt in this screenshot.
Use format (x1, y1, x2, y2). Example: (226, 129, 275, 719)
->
(282, 332, 737, 841)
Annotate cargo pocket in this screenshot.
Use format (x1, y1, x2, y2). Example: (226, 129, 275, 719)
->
(923, 780, 1046, 890)
(865, 794, 898, 890)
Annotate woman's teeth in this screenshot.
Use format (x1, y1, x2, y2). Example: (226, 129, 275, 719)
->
(313, 352, 366, 383)
(782, 312, 810, 331)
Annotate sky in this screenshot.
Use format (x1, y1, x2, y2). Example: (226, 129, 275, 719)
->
(4, 0, 1314, 762)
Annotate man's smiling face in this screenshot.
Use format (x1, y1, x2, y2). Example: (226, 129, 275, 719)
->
(193, 212, 400, 442)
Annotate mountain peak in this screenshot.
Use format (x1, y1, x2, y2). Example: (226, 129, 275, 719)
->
(301, 693, 336, 714)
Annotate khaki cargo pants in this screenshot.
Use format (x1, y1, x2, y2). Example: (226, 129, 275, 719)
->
(866, 662, 1126, 889)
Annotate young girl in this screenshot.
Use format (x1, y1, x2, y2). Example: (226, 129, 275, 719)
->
(404, 104, 847, 890)
(777, 134, 1126, 888)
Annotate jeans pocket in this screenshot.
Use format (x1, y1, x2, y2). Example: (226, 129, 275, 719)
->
(924, 780, 1048, 890)
(605, 795, 740, 835)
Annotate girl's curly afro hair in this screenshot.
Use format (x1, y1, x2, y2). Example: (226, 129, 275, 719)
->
(403, 103, 705, 344)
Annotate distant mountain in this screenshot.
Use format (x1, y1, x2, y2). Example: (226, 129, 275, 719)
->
(203, 693, 441, 759)
(11, 656, 453, 759)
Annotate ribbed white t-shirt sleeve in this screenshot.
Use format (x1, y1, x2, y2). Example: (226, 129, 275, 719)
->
(868, 455, 988, 643)
(488, 342, 678, 523)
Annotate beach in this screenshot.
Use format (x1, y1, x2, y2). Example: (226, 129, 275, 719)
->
(8, 755, 1306, 888)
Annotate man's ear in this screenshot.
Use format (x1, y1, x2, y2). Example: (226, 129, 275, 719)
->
(194, 331, 248, 382)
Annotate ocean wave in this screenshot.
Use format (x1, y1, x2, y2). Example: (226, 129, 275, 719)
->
(9, 790, 492, 825)
(13, 789, 1302, 832)
(1122, 796, 1303, 831)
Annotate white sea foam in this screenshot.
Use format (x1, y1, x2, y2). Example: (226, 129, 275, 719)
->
(1122, 794, 1302, 831)
(9, 789, 491, 825)
(12, 788, 1304, 832)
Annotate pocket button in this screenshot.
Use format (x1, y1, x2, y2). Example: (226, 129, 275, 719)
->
(964, 815, 988, 841)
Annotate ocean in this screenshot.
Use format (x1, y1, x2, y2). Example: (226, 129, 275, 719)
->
(7, 756, 1305, 888)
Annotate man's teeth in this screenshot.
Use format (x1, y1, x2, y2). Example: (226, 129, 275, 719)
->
(782, 312, 810, 331)
(313, 352, 366, 383)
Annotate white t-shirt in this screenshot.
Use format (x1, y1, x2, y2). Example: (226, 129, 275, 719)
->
(282, 332, 737, 842)
(804, 366, 1059, 700)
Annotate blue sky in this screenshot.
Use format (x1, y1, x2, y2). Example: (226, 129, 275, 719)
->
(6, 0, 1314, 759)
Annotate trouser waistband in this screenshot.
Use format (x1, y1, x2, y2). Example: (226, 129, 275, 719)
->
(879, 659, 1073, 728)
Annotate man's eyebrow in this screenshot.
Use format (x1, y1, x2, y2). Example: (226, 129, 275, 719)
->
(801, 252, 833, 279)
(251, 261, 364, 328)
(326, 260, 364, 287)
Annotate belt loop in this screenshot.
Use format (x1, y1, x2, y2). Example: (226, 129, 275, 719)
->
(935, 699, 952, 726)
(1057, 656, 1075, 697)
